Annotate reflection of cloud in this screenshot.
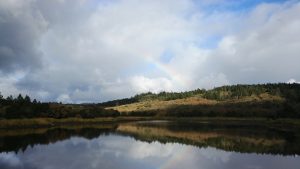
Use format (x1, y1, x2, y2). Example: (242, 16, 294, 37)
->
(198, 147, 232, 163)
(0, 134, 299, 169)
(0, 152, 21, 167)
(128, 141, 176, 159)
(0, 152, 37, 169)
(99, 136, 179, 159)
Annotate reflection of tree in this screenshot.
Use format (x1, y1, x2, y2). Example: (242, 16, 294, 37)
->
(0, 122, 299, 156)
(116, 123, 300, 155)
(0, 125, 117, 153)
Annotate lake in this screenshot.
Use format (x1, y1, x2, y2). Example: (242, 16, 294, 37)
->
(0, 120, 299, 169)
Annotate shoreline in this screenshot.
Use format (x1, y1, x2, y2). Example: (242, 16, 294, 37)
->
(0, 117, 150, 129)
(1, 117, 300, 129)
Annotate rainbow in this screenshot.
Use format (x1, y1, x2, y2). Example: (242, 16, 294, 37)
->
(143, 53, 189, 90)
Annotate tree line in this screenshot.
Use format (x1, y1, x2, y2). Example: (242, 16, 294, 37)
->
(100, 83, 300, 106)
(0, 93, 119, 119)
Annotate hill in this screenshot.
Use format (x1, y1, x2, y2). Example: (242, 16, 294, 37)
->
(104, 83, 300, 118)
(1, 83, 300, 119)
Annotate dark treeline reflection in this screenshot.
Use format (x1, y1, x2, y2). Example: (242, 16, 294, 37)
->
(0, 121, 299, 155)
(0, 125, 117, 153)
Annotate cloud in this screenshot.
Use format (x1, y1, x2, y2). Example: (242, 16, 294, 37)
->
(6, 0, 203, 102)
(0, 0, 300, 102)
(287, 79, 300, 84)
(56, 94, 72, 103)
(130, 76, 173, 93)
(208, 1, 300, 84)
(0, 152, 21, 168)
(0, 0, 47, 73)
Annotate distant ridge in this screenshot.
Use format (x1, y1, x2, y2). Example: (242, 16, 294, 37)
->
(99, 83, 300, 107)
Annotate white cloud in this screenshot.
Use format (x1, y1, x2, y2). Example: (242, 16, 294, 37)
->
(196, 73, 230, 89)
(287, 79, 300, 84)
(57, 94, 72, 103)
(130, 76, 173, 93)
(206, 1, 300, 84)
(93, 136, 183, 160)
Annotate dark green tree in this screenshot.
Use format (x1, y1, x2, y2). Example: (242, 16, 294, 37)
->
(24, 95, 31, 103)
(16, 94, 24, 103)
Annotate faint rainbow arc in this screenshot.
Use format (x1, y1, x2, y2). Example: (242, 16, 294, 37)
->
(142, 54, 189, 89)
(159, 146, 192, 169)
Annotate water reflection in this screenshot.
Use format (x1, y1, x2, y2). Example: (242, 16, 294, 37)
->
(117, 121, 300, 155)
(0, 121, 299, 169)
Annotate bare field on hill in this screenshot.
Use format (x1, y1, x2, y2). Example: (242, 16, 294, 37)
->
(108, 93, 284, 113)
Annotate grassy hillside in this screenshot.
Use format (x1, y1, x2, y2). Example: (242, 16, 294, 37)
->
(106, 83, 300, 118)
(101, 83, 300, 106)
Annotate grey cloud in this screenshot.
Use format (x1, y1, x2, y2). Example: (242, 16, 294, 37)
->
(0, 152, 37, 169)
(0, 1, 47, 73)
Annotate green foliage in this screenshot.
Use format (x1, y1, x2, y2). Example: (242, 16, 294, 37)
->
(0, 94, 120, 119)
(101, 83, 300, 118)
(202, 83, 300, 101)
(100, 83, 300, 107)
(134, 89, 206, 101)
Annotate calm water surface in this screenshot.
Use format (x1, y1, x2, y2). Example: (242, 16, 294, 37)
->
(0, 121, 299, 169)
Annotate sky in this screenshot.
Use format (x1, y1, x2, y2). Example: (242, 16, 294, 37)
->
(0, 0, 300, 103)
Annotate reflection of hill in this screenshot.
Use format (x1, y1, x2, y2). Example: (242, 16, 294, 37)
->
(1, 121, 299, 156)
(0, 125, 117, 153)
(116, 122, 300, 155)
